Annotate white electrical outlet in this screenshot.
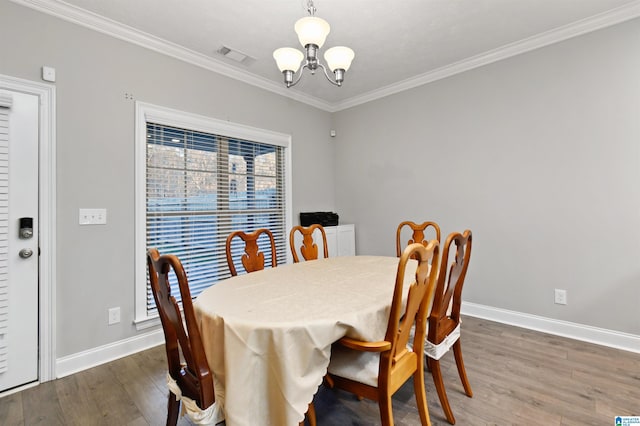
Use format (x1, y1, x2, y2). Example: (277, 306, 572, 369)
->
(79, 208, 107, 225)
(554, 289, 567, 305)
(108, 307, 121, 325)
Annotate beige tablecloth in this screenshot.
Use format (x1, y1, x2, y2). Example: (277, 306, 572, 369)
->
(194, 255, 415, 426)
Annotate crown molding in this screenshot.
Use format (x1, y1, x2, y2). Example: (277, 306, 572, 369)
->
(10, 0, 640, 113)
(9, 0, 335, 112)
(333, 0, 640, 111)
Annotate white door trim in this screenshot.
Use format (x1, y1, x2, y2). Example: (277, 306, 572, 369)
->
(0, 74, 56, 382)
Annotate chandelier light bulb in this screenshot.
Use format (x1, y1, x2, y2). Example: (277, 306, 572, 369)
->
(295, 16, 331, 48)
(273, 47, 304, 72)
(324, 46, 355, 72)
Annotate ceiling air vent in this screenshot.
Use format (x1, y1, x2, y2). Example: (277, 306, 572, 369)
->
(217, 46, 255, 66)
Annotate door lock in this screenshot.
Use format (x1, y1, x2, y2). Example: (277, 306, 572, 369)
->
(19, 217, 33, 239)
(19, 248, 33, 258)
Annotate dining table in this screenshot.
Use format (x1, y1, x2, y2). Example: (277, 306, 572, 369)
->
(193, 255, 417, 426)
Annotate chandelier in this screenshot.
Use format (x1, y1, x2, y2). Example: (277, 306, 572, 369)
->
(273, 0, 355, 88)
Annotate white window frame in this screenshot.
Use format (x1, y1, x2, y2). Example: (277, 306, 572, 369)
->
(134, 102, 292, 328)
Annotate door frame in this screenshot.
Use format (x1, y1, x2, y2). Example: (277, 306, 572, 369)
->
(0, 74, 56, 383)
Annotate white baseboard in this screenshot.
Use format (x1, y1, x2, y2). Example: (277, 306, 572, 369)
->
(461, 301, 640, 354)
(55, 328, 165, 378)
(53, 302, 639, 380)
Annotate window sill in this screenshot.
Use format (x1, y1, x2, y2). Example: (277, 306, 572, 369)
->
(133, 314, 161, 331)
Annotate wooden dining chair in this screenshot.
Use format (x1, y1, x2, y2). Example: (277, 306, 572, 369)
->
(289, 224, 329, 263)
(396, 220, 441, 257)
(147, 248, 219, 426)
(327, 241, 440, 426)
(149, 248, 316, 426)
(426, 230, 473, 425)
(225, 228, 277, 276)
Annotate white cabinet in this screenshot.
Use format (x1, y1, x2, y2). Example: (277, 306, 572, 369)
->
(291, 224, 356, 260)
(325, 224, 356, 257)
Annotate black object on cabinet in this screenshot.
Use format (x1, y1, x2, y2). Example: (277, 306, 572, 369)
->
(299, 212, 339, 227)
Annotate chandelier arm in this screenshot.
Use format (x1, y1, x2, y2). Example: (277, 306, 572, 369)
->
(318, 63, 341, 86)
(287, 64, 307, 88)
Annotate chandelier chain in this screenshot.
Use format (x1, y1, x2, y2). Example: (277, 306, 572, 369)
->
(306, 0, 316, 16)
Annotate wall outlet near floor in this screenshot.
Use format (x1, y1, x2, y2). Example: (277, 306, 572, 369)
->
(108, 307, 121, 325)
(554, 289, 567, 305)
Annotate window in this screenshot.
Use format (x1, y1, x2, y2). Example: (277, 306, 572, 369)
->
(135, 103, 292, 327)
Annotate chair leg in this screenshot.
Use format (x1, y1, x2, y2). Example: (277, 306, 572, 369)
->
(299, 402, 316, 426)
(413, 364, 432, 426)
(453, 340, 473, 397)
(324, 374, 334, 388)
(430, 358, 456, 425)
(377, 392, 394, 426)
(166, 393, 180, 426)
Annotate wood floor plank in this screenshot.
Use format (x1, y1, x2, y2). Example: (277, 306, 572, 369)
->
(54, 373, 104, 426)
(0, 392, 24, 426)
(21, 381, 65, 425)
(112, 361, 169, 426)
(125, 416, 151, 426)
(130, 344, 170, 393)
(78, 361, 145, 424)
(595, 398, 638, 418)
(1, 316, 638, 425)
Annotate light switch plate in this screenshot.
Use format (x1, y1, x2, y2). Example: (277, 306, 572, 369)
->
(79, 208, 107, 225)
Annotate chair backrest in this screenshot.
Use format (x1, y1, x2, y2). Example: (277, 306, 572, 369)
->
(428, 230, 472, 345)
(289, 224, 329, 263)
(382, 241, 440, 380)
(147, 248, 214, 410)
(225, 228, 277, 276)
(396, 220, 441, 257)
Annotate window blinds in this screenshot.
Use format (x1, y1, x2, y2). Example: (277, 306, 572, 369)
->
(145, 123, 287, 313)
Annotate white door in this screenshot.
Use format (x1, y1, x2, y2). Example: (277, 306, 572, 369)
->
(0, 89, 39, 392)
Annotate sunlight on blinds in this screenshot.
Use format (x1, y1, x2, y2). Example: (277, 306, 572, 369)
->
(145, 123, 286, 314)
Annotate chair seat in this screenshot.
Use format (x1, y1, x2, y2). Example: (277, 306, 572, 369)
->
(328, 344, 381, 387)
(166, 373, 224, 425)
(330, 342, 420, 388)
(424, 323, 461, 361)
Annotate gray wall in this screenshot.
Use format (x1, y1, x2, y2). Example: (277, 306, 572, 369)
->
(0, 0, 336, 357)
(1, 0, 638, 359)
(334, 18, 640, 335)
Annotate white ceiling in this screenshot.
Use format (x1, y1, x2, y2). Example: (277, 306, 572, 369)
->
(14, 0, 640, 110)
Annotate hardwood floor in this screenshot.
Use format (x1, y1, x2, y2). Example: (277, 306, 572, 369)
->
(1, 316, 638, 425)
